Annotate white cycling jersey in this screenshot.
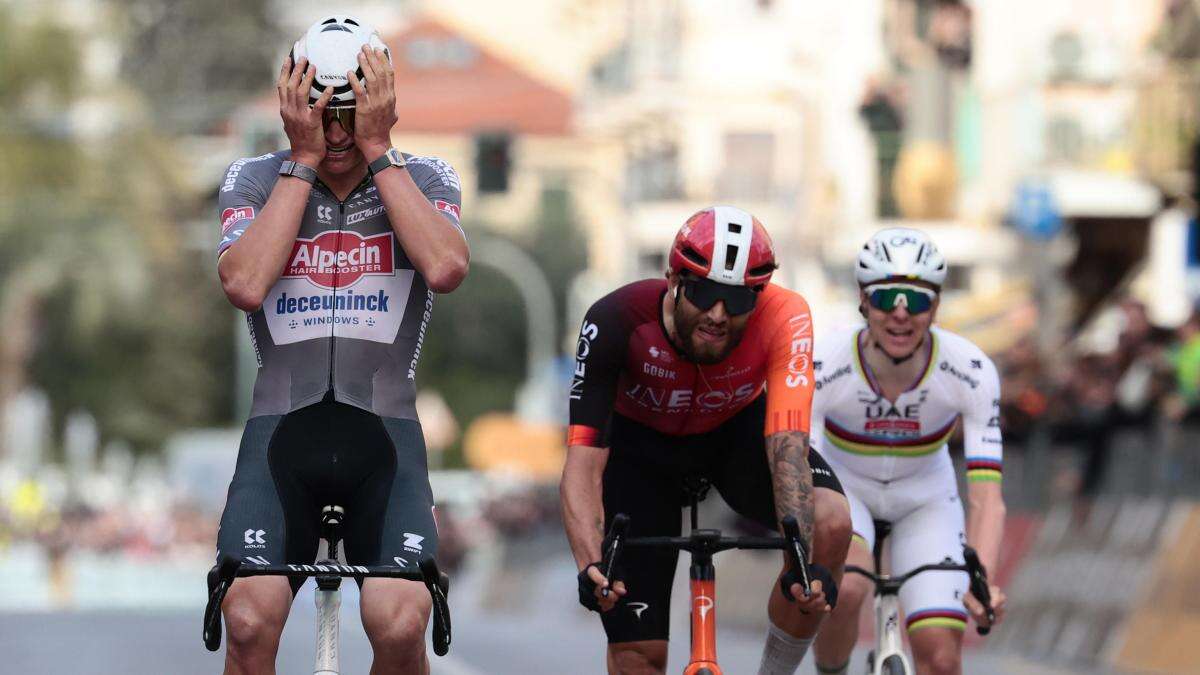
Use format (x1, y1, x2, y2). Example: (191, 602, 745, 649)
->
(811, 325, 1003, 485)
(811, 324, 1003, 633)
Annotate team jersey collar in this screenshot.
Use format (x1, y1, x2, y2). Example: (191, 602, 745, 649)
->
(853, 328, 938, 401)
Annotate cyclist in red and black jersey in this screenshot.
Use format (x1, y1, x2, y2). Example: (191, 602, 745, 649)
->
(561, 207, 853, 674)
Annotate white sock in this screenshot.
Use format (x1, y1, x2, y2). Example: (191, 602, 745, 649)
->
(757, 620, 813, 675)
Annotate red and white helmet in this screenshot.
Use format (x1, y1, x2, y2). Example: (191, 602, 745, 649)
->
(668, 206, 777, 288)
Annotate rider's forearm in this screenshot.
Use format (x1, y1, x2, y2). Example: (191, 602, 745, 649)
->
(560, 444, 610, 569)
(370, 160, 469, 294)
(766, 431, 815, 554)
(218, 176, 313, 310)
(966, 481, 1006, 576)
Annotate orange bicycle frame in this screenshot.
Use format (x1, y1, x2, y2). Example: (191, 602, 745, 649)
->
(684, 563, 720, 674)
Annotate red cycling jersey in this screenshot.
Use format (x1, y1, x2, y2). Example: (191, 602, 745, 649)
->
(567, 279, 815, 446)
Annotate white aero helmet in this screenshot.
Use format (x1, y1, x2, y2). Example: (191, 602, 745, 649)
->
(856, 227, 947, 288)
(290, 15, 391, 109)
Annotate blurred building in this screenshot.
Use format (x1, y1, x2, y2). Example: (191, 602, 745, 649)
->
(828, 0, 1174, 348)
(569, 0, 889, 330)
(204, 0, 1194, 356)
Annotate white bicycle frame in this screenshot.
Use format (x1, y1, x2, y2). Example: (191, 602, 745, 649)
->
(848, 518, 983, 675)
(868, 590, 913, 675)
(314, 581, 342, 675)
(314, 505, 345, 675)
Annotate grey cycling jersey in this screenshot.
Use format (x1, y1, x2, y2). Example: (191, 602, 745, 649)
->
(217, 150, 464, 419)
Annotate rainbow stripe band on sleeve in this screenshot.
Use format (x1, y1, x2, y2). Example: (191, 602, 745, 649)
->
(966, 457, 1002, 483)
(906, 608, 968, 633)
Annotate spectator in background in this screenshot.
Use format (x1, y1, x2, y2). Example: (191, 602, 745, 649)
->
(930, 0, 972, 69)
(1165, 309, 1200, 422)
(996, 335, 1048, 445)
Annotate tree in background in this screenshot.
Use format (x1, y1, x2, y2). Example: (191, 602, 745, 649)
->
(110, 0, 283, 131)
(0, 1, 278, 462)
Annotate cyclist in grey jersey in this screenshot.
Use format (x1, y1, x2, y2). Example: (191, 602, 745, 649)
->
(217, 148, 462, 418)
(213, 20, 468, 675)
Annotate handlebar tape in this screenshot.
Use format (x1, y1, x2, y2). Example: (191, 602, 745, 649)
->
(962, 547, 995, 636)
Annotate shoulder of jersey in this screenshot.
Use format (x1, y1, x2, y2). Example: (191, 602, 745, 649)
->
(227, 151, 283, 173)
(751, 284, 810, 331)
(592, 279, 665, 322)
(931, 326, 997, 378)
(757, 283, 807, 309)
(814, 323, 860, 364)
(403, 154, 462, 191)
(219, 151, 282, 190)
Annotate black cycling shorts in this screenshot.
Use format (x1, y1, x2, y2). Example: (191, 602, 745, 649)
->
(216, 394, 437, 593)
(599, 395, 843, 644)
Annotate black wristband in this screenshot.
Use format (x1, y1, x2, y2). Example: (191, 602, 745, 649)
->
(279, 160, 318, 185)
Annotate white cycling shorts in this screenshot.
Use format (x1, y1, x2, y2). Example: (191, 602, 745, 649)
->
(830, 452, 969, 633)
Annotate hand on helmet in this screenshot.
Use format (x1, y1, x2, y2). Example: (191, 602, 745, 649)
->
(277, 56, 333, 168)
(348, 45, 398, 161)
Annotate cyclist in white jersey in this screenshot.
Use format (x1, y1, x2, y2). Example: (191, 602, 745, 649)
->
(811, 229, 1007, 675)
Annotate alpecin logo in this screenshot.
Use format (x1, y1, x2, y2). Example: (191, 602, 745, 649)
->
(221, 207, 254, 234)
(284, 230, 394, 289)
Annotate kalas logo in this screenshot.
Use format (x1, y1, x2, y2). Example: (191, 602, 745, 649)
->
(221, 207, 255, 234)
(284, 230, 394, 289)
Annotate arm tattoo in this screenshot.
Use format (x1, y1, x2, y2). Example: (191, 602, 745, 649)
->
(767, 431, 815, 555)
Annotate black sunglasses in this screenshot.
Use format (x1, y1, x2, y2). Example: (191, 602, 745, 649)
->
(680, 275, 760, 315)
(322, 107, 355, 134)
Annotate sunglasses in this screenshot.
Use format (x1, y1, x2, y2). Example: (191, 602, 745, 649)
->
(680, 275, 760, 315)
(865, 284, 938, 314)
(322, 107, 355, 134)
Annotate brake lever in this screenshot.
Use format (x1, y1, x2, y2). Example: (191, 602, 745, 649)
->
(780, 516, 812, 597)
(962, 546, 995, 636)
(419, 559, 452, 656)
(601, 514, 630, 598)
(203, 556, 243, 651)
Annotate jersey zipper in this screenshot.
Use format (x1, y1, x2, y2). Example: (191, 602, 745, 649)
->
(328, 198, 345, 393)
(324, 175, 374, 396)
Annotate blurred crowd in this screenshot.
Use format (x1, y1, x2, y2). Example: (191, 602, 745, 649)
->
(0, 483, 216, 562)
(3, 296, 1200, 581)
(998, 297, 1200, 497)
(0, 472, 562, 587)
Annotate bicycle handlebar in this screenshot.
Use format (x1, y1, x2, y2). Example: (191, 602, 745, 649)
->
(203, 556, 453, 656)
(845, 545, 995, 636)
(600, 514, 813, 596)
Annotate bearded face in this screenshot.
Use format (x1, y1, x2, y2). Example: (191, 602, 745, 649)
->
(669, 277, 753, 364)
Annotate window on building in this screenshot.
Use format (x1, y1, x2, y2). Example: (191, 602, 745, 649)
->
(717, 132, 775, 201)
(624, 144, 683, 202)
(475, 132, 512, 194)
(405, 37, 479, 70)
(638, 250, 667, 277)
